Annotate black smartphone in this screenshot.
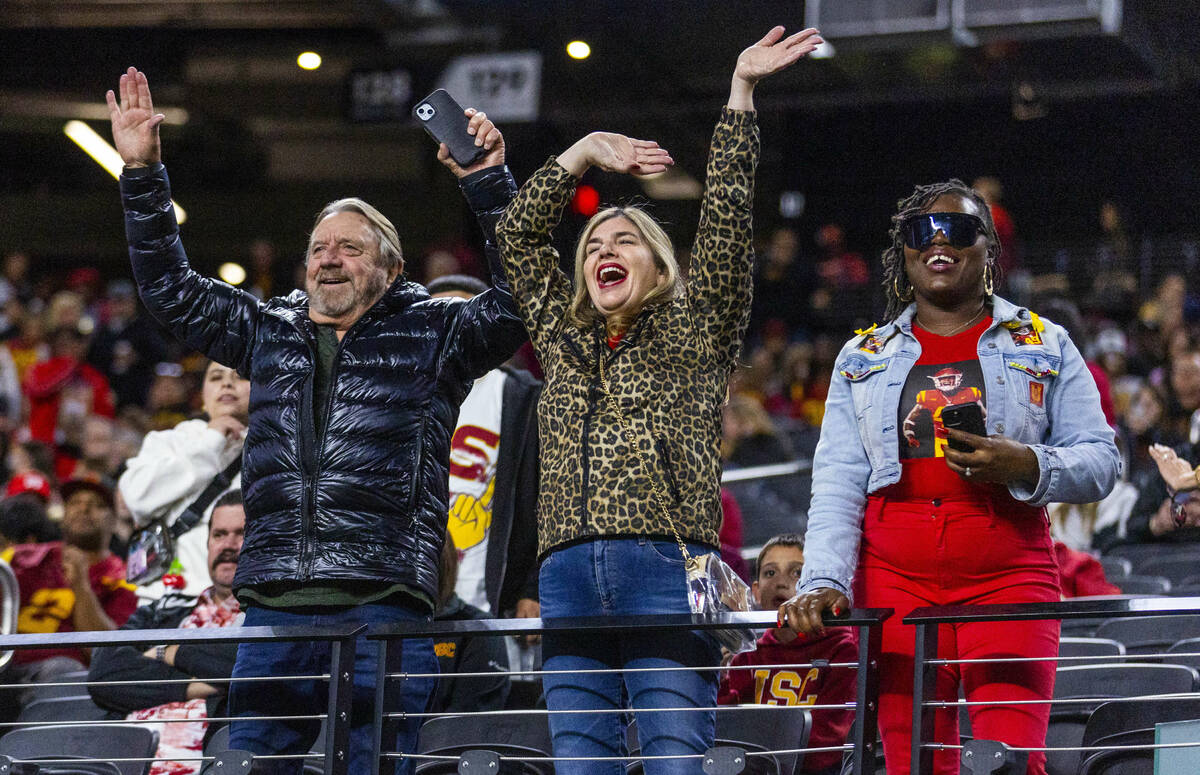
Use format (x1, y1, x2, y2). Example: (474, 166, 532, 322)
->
(412, 89, 487, 168)
(941, 402, 986, 453)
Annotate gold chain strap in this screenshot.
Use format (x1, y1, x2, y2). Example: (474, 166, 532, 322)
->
(597, 354, 695, 568)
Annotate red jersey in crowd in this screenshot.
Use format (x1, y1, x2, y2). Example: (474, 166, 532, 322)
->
(719, 626, 858, 772)
(1054, 541, 1121, 598)
(2, 541, 138, 665)
(23, 355, 115, 445)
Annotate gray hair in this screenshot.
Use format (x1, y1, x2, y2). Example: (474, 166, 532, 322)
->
(310, 198, 404, 274)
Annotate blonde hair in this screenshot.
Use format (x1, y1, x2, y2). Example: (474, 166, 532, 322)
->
(724, 394, 778, 439)
(568, 206, 683, 331)
(309, 198, 404, 274)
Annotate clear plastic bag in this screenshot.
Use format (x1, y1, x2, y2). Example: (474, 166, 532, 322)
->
(686, 552, 756, 654)
(125, 521, 174, 585)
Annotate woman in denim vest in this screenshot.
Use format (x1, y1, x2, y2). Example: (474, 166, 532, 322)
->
(778, 181, 1120, 775)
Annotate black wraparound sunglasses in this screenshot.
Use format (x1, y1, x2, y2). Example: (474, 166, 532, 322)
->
(900, 212, 986, 250)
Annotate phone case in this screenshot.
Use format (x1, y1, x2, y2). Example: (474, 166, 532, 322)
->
(412, 89, 487, 167)
(942, 403, 985, 453)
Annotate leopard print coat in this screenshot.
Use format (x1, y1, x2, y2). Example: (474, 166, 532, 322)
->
(496, 108, 759, 558)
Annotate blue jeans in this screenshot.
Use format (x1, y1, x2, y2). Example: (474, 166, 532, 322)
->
(539, 538, 720, 775)
(228, 603, 437, 775)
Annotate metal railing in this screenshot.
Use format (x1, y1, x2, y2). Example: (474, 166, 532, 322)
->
(906, 596, 1200, 775)
(0, 623, 361, 775)
(367, 608, 889, 775)
(0, 608, 891, 775)
(0, 562, 19, 673)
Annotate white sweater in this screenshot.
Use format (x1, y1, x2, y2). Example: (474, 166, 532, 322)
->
(119, 418, 242, 600)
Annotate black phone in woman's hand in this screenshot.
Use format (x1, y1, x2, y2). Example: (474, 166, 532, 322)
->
(941, 402, 986, 453)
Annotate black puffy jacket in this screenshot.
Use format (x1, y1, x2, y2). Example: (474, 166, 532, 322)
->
(121, 164, 527, 607)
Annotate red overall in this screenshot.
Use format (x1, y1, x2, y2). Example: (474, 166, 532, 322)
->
(855, 318, 1061, 775)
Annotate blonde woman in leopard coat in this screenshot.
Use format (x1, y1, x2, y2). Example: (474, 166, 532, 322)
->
(495, 26, 823, 775)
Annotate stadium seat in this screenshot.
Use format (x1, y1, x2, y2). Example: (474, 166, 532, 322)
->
(0, 754, 122, 775)
(21, 670, 92, 704)
(1135, 557, 1200, 586)
(1114, 575, 1171, 595)
(627, 706, 809, 775)
(627, 742, 779, 775)
(1097, 556, 1131, 581)
(1057, 637, 1125, 666)
(1082, 696, 1200, 750)
(1055, 662, 1199, 702)
(1106, 543, 1200, 566)
(1095, 614, 1200, 656)
(0, 723, 158, 775)
(1043, 663, 1199, 775)
(1164, 637, 1200, 671)
(201, 723, 324, 774)
(416, 714, 553, 774)
(1076, 734, 1154, 775)
(716, 706, 811, 775)
(16, 696, 109, 725)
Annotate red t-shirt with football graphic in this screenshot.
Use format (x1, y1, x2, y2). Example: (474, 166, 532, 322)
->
(886, 316, 994, 501)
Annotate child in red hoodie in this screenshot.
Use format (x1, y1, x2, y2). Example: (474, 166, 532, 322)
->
(719, 534, 857, 775)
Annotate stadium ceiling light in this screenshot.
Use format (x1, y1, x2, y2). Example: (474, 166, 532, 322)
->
(811, 39, 836, 59)
(297, 51, 322, 70)
(566, 40, 591, 60)
(219, 262, 247, 285)
(63, 120, 188, 224)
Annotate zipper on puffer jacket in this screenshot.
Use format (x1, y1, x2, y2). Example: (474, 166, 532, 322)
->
(298, 321, 353, 580)
(298, 360, 317, 580)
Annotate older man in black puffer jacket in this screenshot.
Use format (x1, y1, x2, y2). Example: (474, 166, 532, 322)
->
(108, 67, 527, 774)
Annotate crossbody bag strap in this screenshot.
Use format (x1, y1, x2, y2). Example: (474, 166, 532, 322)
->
(597, 355, 695, 569)
(169, 455, 243, 540)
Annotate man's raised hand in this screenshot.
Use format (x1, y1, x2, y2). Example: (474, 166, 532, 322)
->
(437, 108, 505, 179)
(106, 67, 165, 168)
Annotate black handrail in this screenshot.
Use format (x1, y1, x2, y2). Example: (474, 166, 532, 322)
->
(0, 611, 893, 775)
(368, 608, 891, 775)
(0, 623, 365, 650)
(903, 596, 1200, 774)
(0, 623, 362, 775)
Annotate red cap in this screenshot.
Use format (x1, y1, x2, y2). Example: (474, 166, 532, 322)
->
(5, 472, 52, 502)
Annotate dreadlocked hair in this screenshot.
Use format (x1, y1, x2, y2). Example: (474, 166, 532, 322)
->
(880, 179, 1002, 321)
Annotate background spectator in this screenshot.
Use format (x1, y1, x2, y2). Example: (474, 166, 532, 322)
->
(719, 534, 855, 775)
(430, 536, 511, 715)
(119, 360, 247, 599)
(0, 479, 138, 718)
(0, 493, 57, 550)
(88, 490, 246, 775)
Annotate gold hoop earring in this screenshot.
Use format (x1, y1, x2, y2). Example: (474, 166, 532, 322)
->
(893, 274, 913, 302)
(983, 265, 994, 297)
